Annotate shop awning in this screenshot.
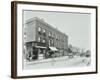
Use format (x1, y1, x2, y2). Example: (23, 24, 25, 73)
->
(49, 47, 58, 51)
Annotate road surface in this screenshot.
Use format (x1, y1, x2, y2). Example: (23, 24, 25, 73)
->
(23, 56, 90, 70)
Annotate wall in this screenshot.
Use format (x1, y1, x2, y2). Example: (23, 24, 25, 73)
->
(25, 20, 36, 42)
(0, 0, 99, 80)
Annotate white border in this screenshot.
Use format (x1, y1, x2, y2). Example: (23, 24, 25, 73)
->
(17, 3, 96, 76)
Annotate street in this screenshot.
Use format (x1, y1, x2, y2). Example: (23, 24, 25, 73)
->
(23, 56, 90, 70)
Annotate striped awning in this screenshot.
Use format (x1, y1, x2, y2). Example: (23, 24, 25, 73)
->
(49, 47, 58, 51)
(35, 46, 47, 49)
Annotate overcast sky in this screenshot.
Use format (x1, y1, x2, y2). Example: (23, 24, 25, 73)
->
(23, 10, 91, 50)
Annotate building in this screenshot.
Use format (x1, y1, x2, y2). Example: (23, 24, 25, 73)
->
(24, 17, 68, 61)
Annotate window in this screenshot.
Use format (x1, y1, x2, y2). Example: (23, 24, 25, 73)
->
(38, 37, 41, 42)
(56, 35, 58, 40)
(53, 34, 55, 38)
(58, 37, 59, 40)
(43, 28, 46, 36)
(43, 28, 46, 33)
(49, 40, 51, 46)
(42, 39, 46, 43)
(49, 32, 51, 37)
(62, 39, 64, 42)
(24, 34, 26, 40)
(58, 36, 60, 40)
(56, 41, 58, 46)
(24, 32, 26, 35)
(60, 37, 62, 41)
(52, 40, 54, 44)
(38, 27, 42, 35)
(38, 27, 42, 32)
(52, 40, 54, 46)
(52, 33, 54, 38)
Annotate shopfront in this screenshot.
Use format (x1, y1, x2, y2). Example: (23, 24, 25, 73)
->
(24, 42, 59, 61)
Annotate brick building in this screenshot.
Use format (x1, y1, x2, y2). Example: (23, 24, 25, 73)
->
(24, 17, 68, 60)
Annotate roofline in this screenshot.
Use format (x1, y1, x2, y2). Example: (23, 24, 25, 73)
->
(25, 17, 68, 37)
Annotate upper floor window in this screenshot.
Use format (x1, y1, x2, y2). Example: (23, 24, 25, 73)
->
(43, 28, 46, 36)
(62, 39, 64, 42)
(38, 27, 42, 32)
(59, 36, 61, 41)
(49, 32, 51, 37)
(51, 39, 54, 46)
(24, 32, 27, 40)
(24, 31, 26, 35)
(42, 39, 46, 43)
(56, 35, 58, 40)
(53, 34, 55, 38)
(56, 41, 58, 46)
(57, 36, 59, 40)
(51, 33, 54, 38)
(49, 40, 51, 46)
(60, 37, 62, 41)
(43, 28, 46, 33)
(38, 37, 41, 42)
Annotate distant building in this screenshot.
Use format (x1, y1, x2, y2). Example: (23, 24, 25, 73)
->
(24, 17, 68, 60)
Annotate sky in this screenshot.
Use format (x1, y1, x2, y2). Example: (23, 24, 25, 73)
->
(23, 10, 91, 50)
